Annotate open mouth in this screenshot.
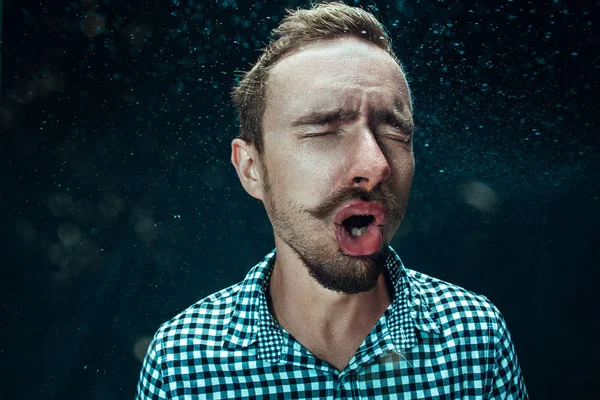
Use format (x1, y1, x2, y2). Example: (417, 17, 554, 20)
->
(333, 201, 386, 256)
(335, 214, 382, 256)
(341, 214, 376, 237)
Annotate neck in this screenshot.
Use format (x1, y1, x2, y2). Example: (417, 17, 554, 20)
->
(267, 243, 393, 367)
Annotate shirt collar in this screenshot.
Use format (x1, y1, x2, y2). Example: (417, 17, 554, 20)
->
(223, 245, 441, 362)
(383, 245, 441, 351)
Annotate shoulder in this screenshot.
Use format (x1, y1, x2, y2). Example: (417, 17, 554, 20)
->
(137, 283, 247, 397)
(153, 282, 242, 349)
(403, 268, 528, 397)
(406, 268, 502, 334)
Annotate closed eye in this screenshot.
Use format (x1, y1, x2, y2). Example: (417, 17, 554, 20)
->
(383, 133, 412, 143)
(380, 125, 412, 143)
(303, 129, 411, 143)
(304, 131, 337, 138)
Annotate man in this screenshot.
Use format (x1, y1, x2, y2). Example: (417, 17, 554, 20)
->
(137, 2, 529, 398)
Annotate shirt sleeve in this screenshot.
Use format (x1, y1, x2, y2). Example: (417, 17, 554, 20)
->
(136, 334, 168, 400)
(486, 302, 529, 400)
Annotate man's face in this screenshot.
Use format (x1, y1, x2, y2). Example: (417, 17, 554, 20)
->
(259, 37, 414, 294)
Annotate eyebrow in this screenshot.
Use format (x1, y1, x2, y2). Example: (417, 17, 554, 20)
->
(291, 104, 414, 136)
(290, 108, 359, 128)
(372, 108, 414, 136)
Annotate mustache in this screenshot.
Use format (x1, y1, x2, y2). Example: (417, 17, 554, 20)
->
(306, 186, 404, 222)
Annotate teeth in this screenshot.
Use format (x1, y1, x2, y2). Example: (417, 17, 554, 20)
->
(350, 226, 368, 236)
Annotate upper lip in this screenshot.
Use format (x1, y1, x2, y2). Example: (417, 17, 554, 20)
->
(333, 201, 386, 226)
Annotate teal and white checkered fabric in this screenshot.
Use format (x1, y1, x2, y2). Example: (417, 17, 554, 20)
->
(137, 246, 528, 399)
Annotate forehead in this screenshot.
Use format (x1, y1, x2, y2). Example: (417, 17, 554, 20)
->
(265, 37, 411, 123)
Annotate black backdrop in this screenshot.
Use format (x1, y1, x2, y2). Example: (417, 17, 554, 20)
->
(2, 0, 598, 398)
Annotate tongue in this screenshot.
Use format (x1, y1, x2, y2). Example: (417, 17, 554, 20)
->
(336, 221, 382, 256)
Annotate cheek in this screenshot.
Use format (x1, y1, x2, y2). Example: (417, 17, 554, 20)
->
(387, 153, 415, 191)
(275, 148, 338, 198)
(390, 150, 415, 176)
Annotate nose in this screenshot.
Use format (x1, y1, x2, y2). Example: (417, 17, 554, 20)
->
(346, 128, 391, 191)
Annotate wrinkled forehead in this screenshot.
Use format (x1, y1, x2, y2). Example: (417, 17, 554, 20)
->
(264, 37, 412, 123)
(277, 85, 411, 121)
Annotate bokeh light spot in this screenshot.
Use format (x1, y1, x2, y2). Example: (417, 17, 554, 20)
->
(48, 193, 75, 218)
(134, 215, 158, 242)
(57, 222, 83, 249)
(460, 181, 499, 215)
(133, 337, 153, 362)
(80, 13, 106, 38)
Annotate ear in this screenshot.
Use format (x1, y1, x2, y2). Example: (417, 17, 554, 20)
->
(231, 138, 265, 202)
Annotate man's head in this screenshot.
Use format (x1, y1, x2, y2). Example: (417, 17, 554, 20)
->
(231, 1, 415, 294)
(231, 1, 408, 160)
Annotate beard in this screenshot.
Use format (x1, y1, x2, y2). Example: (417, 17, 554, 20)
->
(261, 165, 407, 295)
(293, 237, 389, 294)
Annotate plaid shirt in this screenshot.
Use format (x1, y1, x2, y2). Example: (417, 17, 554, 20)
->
(137, 246, 528, 399)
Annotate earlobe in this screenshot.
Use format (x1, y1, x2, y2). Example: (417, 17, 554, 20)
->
(231, 139, 265, 201)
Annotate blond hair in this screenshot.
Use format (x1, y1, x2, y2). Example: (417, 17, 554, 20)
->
(230, 1, 401, 157)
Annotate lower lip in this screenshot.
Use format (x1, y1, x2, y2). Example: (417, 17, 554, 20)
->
(335, 221, 383, 256)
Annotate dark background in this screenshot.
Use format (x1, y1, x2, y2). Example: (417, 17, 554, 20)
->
(2, 0, 598, 398)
